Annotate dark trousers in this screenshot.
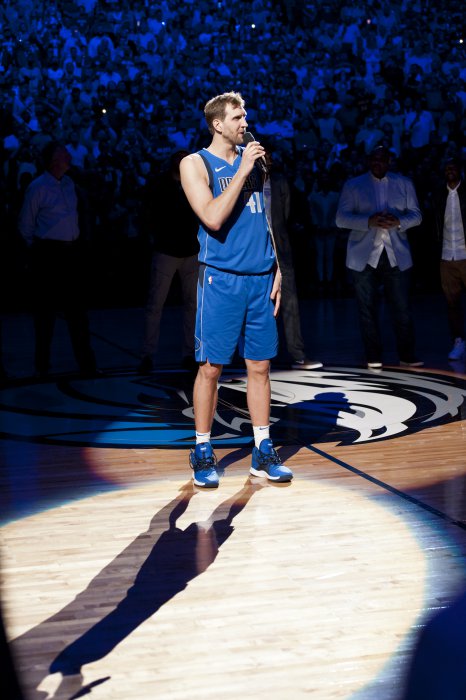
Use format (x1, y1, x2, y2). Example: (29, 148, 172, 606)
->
(351, 250, 416, 362)
(142, 252, 198, 359)
(30, 239, 96, 374)
(440, 259, 466, 340)
(280, 265, 306, 360)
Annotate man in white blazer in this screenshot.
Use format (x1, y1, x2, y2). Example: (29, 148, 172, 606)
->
(336, 146, 423, 368)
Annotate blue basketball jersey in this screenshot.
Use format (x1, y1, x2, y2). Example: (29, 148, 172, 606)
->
(197, 148, 275, 274)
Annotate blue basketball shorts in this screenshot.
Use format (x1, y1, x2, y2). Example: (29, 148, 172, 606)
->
(195, 265, 278, 365)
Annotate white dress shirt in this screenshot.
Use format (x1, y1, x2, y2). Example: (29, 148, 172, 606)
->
(442, 182, 466, 261)
(368, 174, 397, 268)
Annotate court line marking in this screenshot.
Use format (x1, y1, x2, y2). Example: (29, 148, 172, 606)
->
(306, 443, 466, 531)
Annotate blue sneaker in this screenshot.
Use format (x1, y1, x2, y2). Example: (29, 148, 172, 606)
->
(189, 443, 219, 488)
(250, 439, 293, 482)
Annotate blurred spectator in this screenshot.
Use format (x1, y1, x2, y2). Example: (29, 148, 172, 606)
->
(308, 169, 341, 295)
(404, 98, 436, 158)
(316, 103, 343, 145)
(66, 131, 89, 169)
(355, 116, 385, 155)
(432, 157, 466, 361)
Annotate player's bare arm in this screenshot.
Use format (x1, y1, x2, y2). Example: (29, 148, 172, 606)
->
(180, 142, 265, 232)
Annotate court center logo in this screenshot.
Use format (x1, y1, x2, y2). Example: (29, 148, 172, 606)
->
(0, 368, 465, 448)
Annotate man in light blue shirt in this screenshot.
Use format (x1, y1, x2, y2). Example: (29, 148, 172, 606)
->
(18, 142, 98, 378)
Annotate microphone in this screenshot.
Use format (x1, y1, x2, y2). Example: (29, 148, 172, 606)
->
(243, 131, 268, 174)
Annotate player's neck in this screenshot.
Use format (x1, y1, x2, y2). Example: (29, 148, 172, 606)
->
(207, 135, 238, 164)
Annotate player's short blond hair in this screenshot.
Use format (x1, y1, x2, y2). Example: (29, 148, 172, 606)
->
(204, 92, 245, 134)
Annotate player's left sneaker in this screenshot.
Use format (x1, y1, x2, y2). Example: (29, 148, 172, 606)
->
(250, 439, 293, 482)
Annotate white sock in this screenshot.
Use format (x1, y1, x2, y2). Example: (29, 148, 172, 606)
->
(196, 431, 211, 445)
(253, 425, 269, 449)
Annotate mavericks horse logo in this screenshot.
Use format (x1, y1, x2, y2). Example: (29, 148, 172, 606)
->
(0, 367, 465, 448)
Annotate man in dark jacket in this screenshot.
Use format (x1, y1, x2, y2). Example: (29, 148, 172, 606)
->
(263, 147, 322, 370)
(433, 157, 466, 361)
(138, 150, 199, 373)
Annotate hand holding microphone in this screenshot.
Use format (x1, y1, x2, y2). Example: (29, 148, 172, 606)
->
(242, 131, 268, 174)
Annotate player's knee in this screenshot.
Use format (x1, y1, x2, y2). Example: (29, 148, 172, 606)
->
(198, 360, 223, 382)
(246, 359, 270, 379)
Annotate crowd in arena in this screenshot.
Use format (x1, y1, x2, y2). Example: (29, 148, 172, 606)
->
(0, 0, 465, 303)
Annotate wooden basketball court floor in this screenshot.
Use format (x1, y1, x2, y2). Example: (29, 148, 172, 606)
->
(1, 293, 466, 700)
